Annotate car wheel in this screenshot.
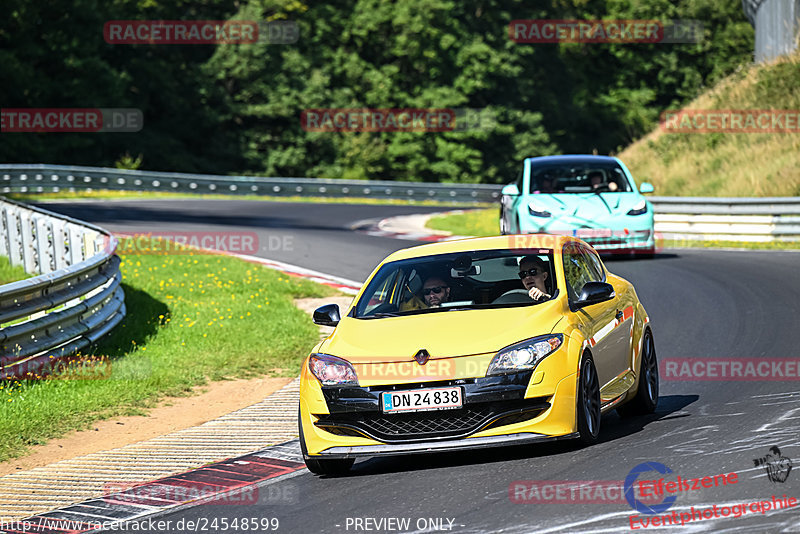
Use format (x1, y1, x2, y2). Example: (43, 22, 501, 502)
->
(299, 407, 354, 476)
(617, 329, 659, 417)
(577, 354, 601, 445)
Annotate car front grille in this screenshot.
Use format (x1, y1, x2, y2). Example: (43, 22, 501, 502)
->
(315, 398, 549, 443)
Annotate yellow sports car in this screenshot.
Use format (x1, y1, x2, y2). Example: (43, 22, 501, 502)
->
(299, 235, 658, 475)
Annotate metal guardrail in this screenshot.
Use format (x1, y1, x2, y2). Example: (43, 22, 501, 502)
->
(0, 197, 125, 379)
(0, 164, 502, 204)
(743, 0, 800, 63)
(2, 164, 798, 242)
(650, 197, 800, 241)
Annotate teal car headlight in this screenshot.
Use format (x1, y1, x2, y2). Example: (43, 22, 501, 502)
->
(528, 201, 552, 218)
(308, 354, 359, 386)
(487, 334, 563, 376)
(627, 199, 648, 216)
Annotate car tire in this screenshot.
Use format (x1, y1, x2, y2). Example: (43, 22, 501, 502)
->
(299, 407, 355, 476)
(304, 456, 355, 476)
(577, 354, 601, 445)
(617, 329, 659, 417)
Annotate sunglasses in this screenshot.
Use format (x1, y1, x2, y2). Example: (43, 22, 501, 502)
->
(518, 268, 543, 279)
(423, 286, 446, 295)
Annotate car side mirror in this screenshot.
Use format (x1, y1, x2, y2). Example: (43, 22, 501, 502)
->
(313, 304, 341, 326)
(639, 182, 654, 194)
(575, 282, 615, 309)
(502, 183, 520, 196)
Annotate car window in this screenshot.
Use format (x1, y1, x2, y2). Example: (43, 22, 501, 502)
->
(530, 163, 632, 194)
(359, 268, 402, 314)
(515, 165, 524, 191)
(354, 249, 558, 318)
(562, 244, 602, 299)
(582, 246, 606, 281)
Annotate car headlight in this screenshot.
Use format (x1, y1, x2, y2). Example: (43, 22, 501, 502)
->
(627, 199, 648, 216)
(486, 334, 563, 376)
(528, 201, 552, 217)
(308, 354, 359, 386)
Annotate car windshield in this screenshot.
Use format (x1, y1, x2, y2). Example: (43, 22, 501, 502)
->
(353, 249, 557, 318)
(530, 163, 632, 194)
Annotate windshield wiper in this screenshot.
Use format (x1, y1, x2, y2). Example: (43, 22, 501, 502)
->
(360, 312, 401, 319)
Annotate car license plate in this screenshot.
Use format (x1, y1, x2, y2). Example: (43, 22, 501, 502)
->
(576, 228, 612, 238)
(381, 387, 463, 413)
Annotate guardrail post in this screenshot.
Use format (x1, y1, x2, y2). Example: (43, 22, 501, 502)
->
(35, 217, 56, 275)
(52, 219, 70, 270)
(69, 226, 85, 264)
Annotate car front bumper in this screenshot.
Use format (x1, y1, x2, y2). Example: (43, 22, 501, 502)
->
(313, 431, 579, 459)
(516, 214, 655, 253)
(301, 368, 580, 458)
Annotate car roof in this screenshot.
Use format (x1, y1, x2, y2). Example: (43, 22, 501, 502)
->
(526, 155, 620, 166)
(381, 234, 580, 263)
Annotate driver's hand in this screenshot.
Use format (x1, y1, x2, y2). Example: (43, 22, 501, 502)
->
(528, 287, 551, 301)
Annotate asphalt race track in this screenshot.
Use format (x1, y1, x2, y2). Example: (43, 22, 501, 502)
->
(40, 199, 800, 533)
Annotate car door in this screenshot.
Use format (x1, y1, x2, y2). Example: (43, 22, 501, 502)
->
(562, 243, 632, 403)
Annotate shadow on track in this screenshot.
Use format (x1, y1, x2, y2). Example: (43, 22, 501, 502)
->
(323, 394, 698, 478)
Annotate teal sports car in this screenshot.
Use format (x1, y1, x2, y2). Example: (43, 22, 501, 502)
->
(500, 155, 656, 256)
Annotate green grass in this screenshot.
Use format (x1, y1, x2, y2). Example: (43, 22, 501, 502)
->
(6, 189, 493, 207)
(427, 208, 498, 237)
(620, 51, 800, 197)
(426, 208, 800, 250)
(0, 256, 30, 285)
(0, 243, 339, 462)
(426, 208, 500, 237)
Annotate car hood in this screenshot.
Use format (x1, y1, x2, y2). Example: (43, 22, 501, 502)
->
(528, 193, 645, 220)
(320, 302, 563, 363)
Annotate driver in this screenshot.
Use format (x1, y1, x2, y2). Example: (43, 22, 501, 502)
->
(518, 256, 551, 301)
(589, 171, 605, 190)
(422, 276, 451, 308)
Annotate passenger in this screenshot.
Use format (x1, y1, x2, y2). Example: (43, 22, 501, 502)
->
(518, 256, 551, 301)
(539, 175, 556, 193)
